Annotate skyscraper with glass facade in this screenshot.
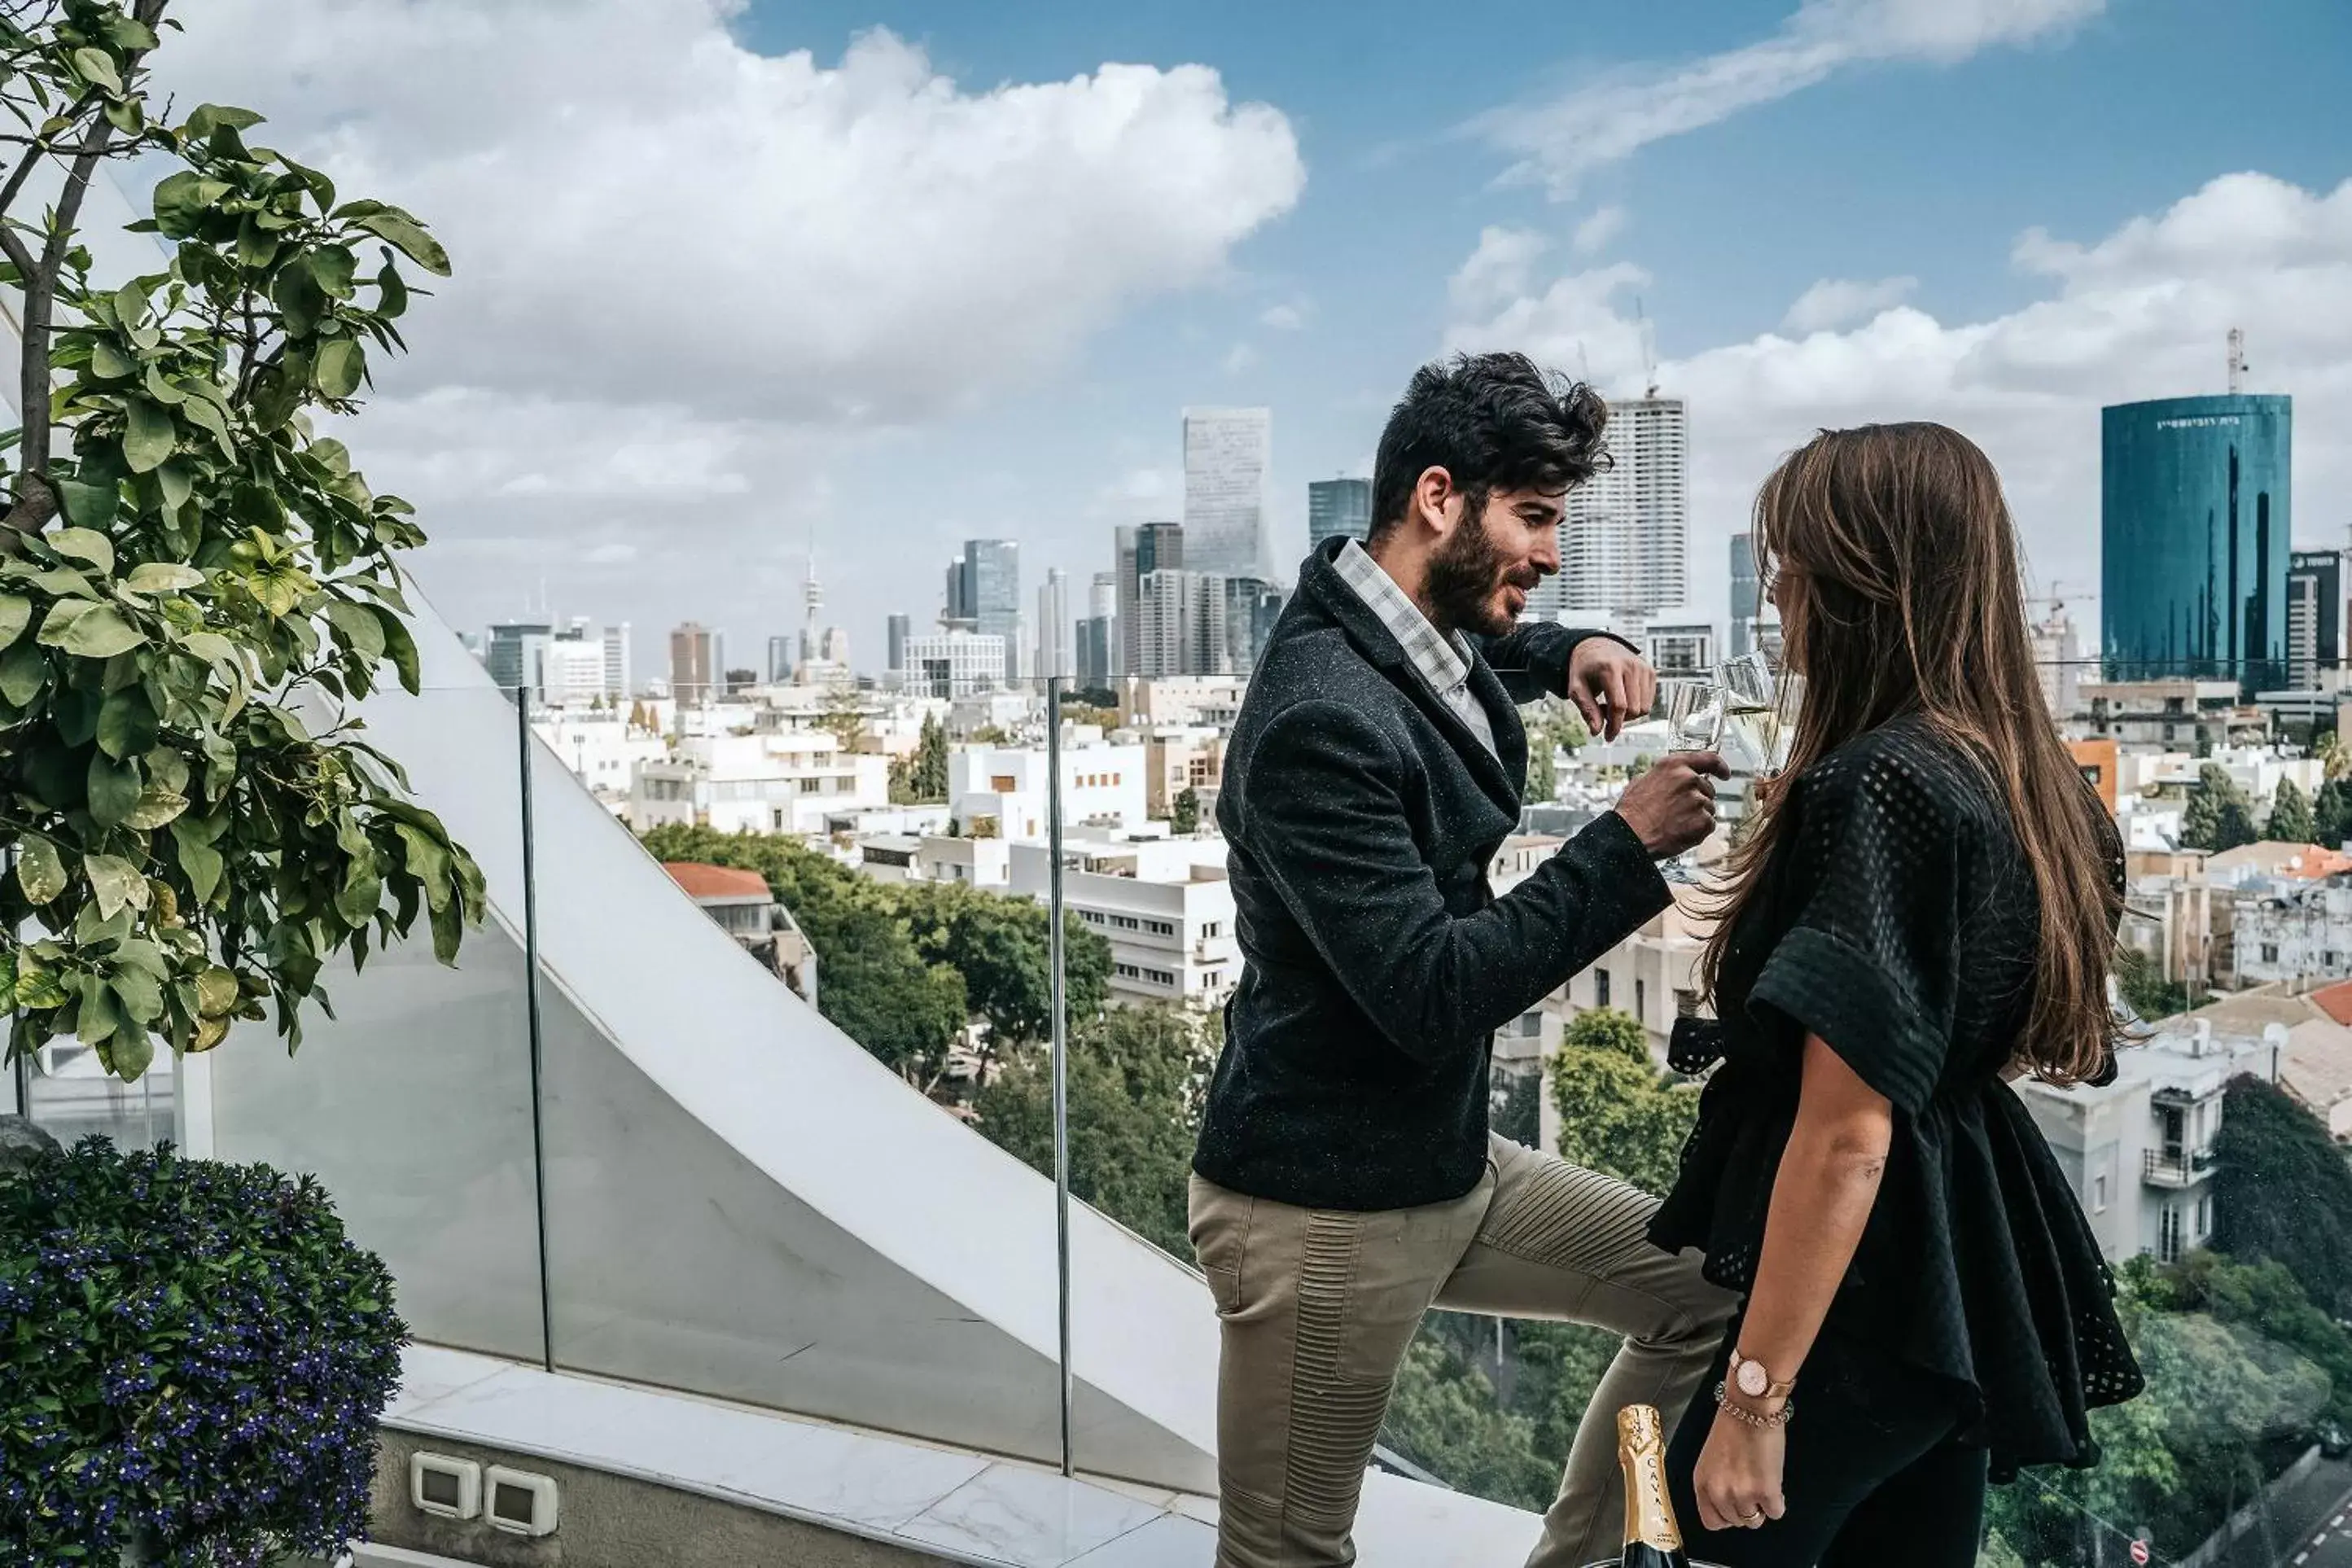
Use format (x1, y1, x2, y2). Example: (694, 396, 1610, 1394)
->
(2101, 394, 2293, 690)
(1729, 532, 1760, 659)
(1183, 407, 1271, 577)
(963, 538, 1020, 679)
(1528, 396, 1687, 621)
(1307, 476, 1372, 553)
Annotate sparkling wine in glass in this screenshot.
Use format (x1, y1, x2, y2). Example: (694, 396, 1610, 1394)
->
(1660, 679, 1721, 753)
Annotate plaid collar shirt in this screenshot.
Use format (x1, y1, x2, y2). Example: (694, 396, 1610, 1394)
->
(1334, 539, 1496, 756)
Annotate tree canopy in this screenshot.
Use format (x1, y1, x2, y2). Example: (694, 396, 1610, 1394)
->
(2212, 1075, 2352, 1316)
(1549, 1007, 1697, 1197)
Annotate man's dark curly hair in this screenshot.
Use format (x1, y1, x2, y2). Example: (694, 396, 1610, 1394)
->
(1368, 352, 1611, 542)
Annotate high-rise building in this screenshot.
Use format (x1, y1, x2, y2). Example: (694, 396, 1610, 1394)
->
(800, 554, 825, 672)
(2101, 393, 2293, 689)
(1223, 577, 1285, 673)
(1077, 572, 1118, 688)
(1035, 568, 1071, 682)
(944, 558, 975, 627)
(2030, 605, 2086, 720)
(486, 621, 552, 702)
(542, 637, 608, 706)
(2288, 550, 2343, 691)
(821, 627, 851, 668)
(964, 539, 1020, 678)
(1307, 476, 1373, 553)
(602, 621, 632, 698)
(1136, 570, 1231, 677)
(1729, 532, 1761, 659)
(1645, 624, 1715, 677)
(886, 613, 911, 672)
(766, 635, 794, 685)
(1532, 397, 1688, 621)
(669, 621, 722, 706)
(1183, 407, 1271, 577)
(1118, 522, 1183, 677)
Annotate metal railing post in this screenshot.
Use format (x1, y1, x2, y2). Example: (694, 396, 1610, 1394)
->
(1046, 677, 1075, 1477)
(517, 688, 556, 1374)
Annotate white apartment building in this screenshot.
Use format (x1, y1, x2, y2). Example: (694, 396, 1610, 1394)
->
(2019, 1001, 2285, 1264)
(1549, 880, 1718, 1064)
(904, 630, 1010, 697)
(1116, 674, 1247, 729)
(2230, 878, 2352, 987)
(542, 637, 611, 705)
(948, 742, 1147, 843)
(1008, 838, 1238, 1010)
(532, 708, 668, 812)
(1133, 570, 1229, 678)
(1142, 728, 1227, 819)
(629, 730, 889, 835)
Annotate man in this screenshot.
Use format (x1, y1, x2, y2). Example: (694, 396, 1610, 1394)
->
(1191, 352, 1734, 1568)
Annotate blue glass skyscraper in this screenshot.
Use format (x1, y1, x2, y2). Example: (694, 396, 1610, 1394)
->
(2101, 394, 2292, 690)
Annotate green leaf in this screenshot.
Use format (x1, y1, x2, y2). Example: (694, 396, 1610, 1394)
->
(107, 1021, 153, 1081)
(35, 598, 96, 644)
(85, 853, 149, 920)
(155, 460, 193, 517)
(151, 172, 230, 239)
(186, 103, 265, 138)
(122, 788, 188, 830)
(355, 212, 452, 277)
(125, 563, 203, 595)
(0, 593, 28, 649)
(90, 339, 135, 379)
(323, 598, 387, 659)
(272, 260, 326, 337)
(17, 838, 67, 904)
(0, 642, 45, 705)
(97, 688, 158, 759)
(173, 826, 224, 905)
(115, 282, 148, 330)
(311, 244, 357, 298)
(88, 751, 142, 827)
(235, 213, 279, 269)
(111, 965, 164, 1024)
(122, 397, 174, 472)
(177, 392, 231, 454)
(70, 46, 121, 94)
(376, 260, 409, 319)
(55, 476, 118, 529)
(55, 605, 144, 659)
(376, 607, 420, 693)
(142, 361, 185, 403)
(78, 975, 120, 1046)
(102, 13, 160, 50)
(313, 338, 364, 399)
(48, 527, 115, 574)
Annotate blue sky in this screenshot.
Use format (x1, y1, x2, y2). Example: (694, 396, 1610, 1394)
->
(164, 0, 2352, 672)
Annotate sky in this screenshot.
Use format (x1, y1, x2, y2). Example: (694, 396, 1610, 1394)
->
(146, 0, 2352, 678)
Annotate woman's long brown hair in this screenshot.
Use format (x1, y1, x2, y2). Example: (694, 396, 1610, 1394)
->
(1700, 423, 2122, 1084)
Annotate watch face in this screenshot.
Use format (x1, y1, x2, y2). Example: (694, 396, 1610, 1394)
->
(1736, 1358, 1769, 1398)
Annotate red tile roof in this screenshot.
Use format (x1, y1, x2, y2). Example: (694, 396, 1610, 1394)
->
(660, 861, 770, 900)
(2310, 979, 2352, 1028)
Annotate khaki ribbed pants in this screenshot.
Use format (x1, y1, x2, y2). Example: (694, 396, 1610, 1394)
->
(1189, 1135, 1737, 1568)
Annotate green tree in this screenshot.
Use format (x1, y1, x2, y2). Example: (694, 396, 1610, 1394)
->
(889, 712, 948, 804)
(894, 877, 1110, 1049)
(1516, 703, 1589, 806)
(2315, 777, 2352, 851)
(972, 1005, 1211, 1257)
(1381, 1337, 1557, 1508)
(2181, 764, 2256, 852)
(2267, 776, 2315, 844)
(817, 685, 867, 752)
(2113, 946, 2190, 1023)
(1170, 786, 1201, 834)
(2212, 1075, 2352, 1316)
(0, 5, 484, 1079)
(1550, 1008, 1698, 1196)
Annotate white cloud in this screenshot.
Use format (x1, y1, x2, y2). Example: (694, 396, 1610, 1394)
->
(1478, 0, 2105, 196)
(1446, 171, 2352, 627)
(1222, 342, 1261, 374)
(138, 1, 1303, 652)
(585, 543, 641, 567)
(1449, 226, 1556, 313)
(1780, 274, 1920, 332)
(1571, 205, 1628, 256)
(1259, 301, 1309, 331)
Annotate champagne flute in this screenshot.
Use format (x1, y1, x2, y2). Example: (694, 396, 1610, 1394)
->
(1716, 653, 1780, 773)
(1660, 679, 1722, 753)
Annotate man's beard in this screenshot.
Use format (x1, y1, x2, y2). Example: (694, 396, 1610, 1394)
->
(1425, 507, 1531, 638)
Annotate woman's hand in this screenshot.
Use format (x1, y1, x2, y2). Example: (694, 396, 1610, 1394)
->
(1692, 1407, 1787, 1533)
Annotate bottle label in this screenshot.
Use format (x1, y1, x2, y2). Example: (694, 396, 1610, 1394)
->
(1617, 1404, 1684, 1552)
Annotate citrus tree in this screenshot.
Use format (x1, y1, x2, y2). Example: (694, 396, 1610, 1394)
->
(0, 0, 481, 1080)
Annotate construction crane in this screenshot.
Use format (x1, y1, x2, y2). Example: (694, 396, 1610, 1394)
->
(1633, 296, 1659, 399)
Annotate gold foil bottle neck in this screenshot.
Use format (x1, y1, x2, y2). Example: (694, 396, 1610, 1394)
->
(1617, 1404, 1684, 1552)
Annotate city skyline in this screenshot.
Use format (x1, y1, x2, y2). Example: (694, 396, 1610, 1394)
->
(213, 1, 2352, 676)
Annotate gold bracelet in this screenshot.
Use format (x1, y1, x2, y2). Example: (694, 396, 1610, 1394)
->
(1712, 1381, 1794, 1430)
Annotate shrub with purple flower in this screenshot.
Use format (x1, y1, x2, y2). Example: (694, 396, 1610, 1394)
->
(0, 1139, 407, 1566)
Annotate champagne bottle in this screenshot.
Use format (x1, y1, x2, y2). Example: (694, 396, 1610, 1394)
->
(1615, 1404, 1689, 1568)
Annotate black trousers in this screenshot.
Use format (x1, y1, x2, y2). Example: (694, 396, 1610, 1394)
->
(1665, 1325, 1990, 1568)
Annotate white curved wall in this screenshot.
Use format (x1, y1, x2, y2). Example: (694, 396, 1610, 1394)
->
(206, 603, 1221, 1490)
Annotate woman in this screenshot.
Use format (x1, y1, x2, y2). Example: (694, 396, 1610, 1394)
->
(1650, 423, 2143, 1566)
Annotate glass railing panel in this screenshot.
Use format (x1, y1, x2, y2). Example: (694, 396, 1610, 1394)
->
(198, 683, 546, 1365)
(529, 673, 1075, 1470)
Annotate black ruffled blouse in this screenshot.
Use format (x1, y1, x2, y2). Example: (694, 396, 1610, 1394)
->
(1649, 714, 2144, 1480)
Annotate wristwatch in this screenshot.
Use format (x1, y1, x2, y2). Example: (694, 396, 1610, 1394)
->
(1728, 1347, 1794, 1402)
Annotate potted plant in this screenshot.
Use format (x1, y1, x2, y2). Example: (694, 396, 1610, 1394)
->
(0, 1138, 406, 1566)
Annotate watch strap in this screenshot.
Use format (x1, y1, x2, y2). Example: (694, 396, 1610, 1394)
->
(1728, 1347, 1795, 1400)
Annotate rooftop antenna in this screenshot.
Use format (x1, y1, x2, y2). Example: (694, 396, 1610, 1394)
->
(1634, 296, 1659, 399)
(1575, 338, 1593, 386)
(2227, 327, 2247, 394)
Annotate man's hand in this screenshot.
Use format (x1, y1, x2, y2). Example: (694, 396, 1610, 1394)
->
(1566, 638, 1656, 741)
(1614, 753, 1727, 858)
